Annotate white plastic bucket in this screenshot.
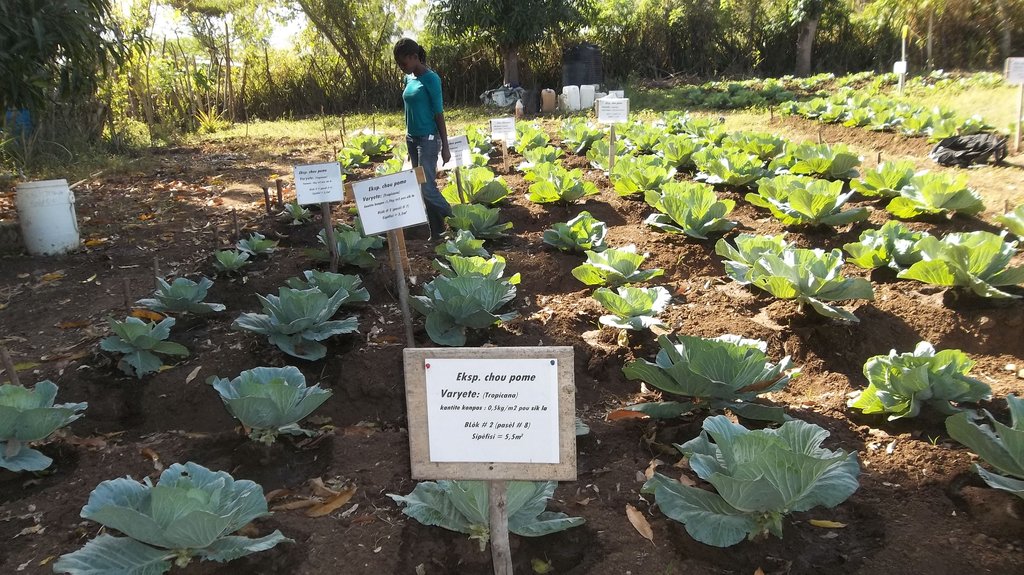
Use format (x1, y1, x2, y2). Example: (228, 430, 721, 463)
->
(15, 179, 80, 255)
(562, 85, 581, 111)
(580, 84, 597, 109)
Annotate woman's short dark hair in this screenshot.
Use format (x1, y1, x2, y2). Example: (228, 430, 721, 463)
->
(394, 38, 426, 64)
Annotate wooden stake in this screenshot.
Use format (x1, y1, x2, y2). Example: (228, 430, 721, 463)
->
(122, 278, 132, 312)
(817, 126, 824, 145)
(1016, 83, 1023, 154)
(275, 179, 285, 209)
(152, 257, 161, 287)
(876, 151, 882, 165)
(340, 113, 347, 148)
(263, 185, 272, 215)
(396, 228, 412, 278)
(212, 223, 220, 247)
(232, 209, 240, 240)
(488, 481, 513, 575)
(608, 124, 617, 171)
(322, 202, 339, 273)
(388, 229, 415, 348)
(454, 166, 467, 204)
(0, 344, 21, 386)
(503, 141, 509, 173)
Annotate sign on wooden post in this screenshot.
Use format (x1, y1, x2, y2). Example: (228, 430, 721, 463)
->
(345, 168, 427, 347)
(1007, 58, 1024, 154)
(404, 347, 577, 574)
(598, 97, 629, 171)
(294, 162, 345, 271)
(438, 135, 472, 203)
(490, 118, 516, 172)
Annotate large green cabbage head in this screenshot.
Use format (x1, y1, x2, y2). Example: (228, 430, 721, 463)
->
(0, 381, 86, 472)
(209, 366, 332, 444)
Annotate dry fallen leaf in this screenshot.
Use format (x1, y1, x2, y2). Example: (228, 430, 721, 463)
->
(754, 568, 766, 575)
(130, 309, 165, 322)
(84, 238, 107, 247)
(809, 519, 848, 529)
(626, 504, 654, 544)
(56, 320, 90, 329)
(13, 524, 45, 538)
(645, 458, 664, 480)
(264, 489, 291, 504)
(272, 498, 320, 511)
(606, 409, 649, 421)
(39, 271, 66, 283)
(305, 485, 357, 518)
(66, 435, 107, 451)
(140, 447, 163, 472)
(184, 365, 202, 384)
(308, 478, 340, 498)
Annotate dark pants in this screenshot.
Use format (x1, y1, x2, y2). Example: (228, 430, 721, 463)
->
(407, 134, 452, 237)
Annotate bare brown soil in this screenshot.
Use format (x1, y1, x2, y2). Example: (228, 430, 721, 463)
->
(0, 117, 1022, 575)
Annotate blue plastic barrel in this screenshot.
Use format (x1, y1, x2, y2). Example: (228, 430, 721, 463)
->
(4, 109, 32, 137)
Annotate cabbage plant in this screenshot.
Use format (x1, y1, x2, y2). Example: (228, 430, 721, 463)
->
(432, 254, 521, 284)
(336, 146, 369, 173)
(512, 122, 550, 152)
(746, 175, 868, 227)
(655, 134, 702, 169)
(714, 234, 789, 284)
(527, 165, 599, 204)
(996, 205, 1024, 237)
(100, 317, 189, 378)
(136, 276, 226, 315)
(592, 285, 670, 330)
(435, 229, 490, 258)
(946, 395, 1024, 499)
(52, 462, 291, 574)
(587, 138, 628, 172)
(209, 366, 332, 444)
(410, 275, 518, 346)
(897, 231, 1024, 298)
(610, 155, 676, 197)
(517, 145, 564, 171)
(843, 222, 928, 272)
(441, 166, 509, 206)
(664, 113, 725, 142)
(374, 156, 404, 176)
(310, 229, 379, 269)
(389, 480, 583, 551)
(543, 211, 608, 253)
(850, 161, 916, 198)
(621, 123, 665, 155)
(236, 232, 278, 256)
(350, 132, 393, 156)
(644, 182, 737, 238)
(560, 118, 604, 155)
(279, 200, 312, 225)
(0, 381, 86, 472)
(849, 342, 989, 420)
(284, 270, 369, 305)
(770, 142, 861, 179)
(446, 204, 513, 240)
(212, 250, 250, 275)
(721, 132, 786, 162)
(233, 288, 359, 360)
(571, 245, 665, 287)
(643, 416, 859, 547)
(886, 172, 984, 219)
(623, 334, 796, 422)
(693, 148, 767, 187)
(747, 248, 875, 322)
(466, 125, 494, 155)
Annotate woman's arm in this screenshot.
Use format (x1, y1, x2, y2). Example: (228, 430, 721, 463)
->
(436, 112, 451, 164)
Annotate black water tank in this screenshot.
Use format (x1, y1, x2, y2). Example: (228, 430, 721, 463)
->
(562, 43, 603, 87)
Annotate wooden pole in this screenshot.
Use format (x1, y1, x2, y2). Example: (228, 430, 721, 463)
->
(152, 257, 161, 287)
(122, 278, 132, 312)
(0, 345, 21, 386)
(488, 481, 513, 575)
(1016, 83, 1023, 154)
(454, 166, 467, 204)
(899, 26, 908, 95)
(212, 223, 220, 247)
(388, 229, 415, 348)
(608, 124, 616, 171)
(340, 113, 347, 148)
(232, 209, 240, 240)
(503, 141, 509, 173)
(275, 179, 285, 209)
(322, 202, 339, 273)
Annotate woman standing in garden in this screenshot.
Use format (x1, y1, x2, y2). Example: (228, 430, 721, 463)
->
(394, 38, 451, 240)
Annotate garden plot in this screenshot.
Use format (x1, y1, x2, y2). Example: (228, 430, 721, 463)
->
(0, 109, 1022, 575)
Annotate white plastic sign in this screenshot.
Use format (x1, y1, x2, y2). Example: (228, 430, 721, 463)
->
(598, 97, 629, 124)
(490, 117, 516, 142)
(294, 162, 343, 205)
(893, 60, 908, 75)
(350, 169, 427, 235)
(437, 135, 471, 172)
(423, 358, 560, 464)
(1007, 58, 1024, 84)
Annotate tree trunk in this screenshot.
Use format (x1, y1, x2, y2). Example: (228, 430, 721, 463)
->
(997, 0, 1012, 61)
(926, 11, 934, 70)
(500, 45, 520, 86)
(224, 19, 234, 120)
(795, 14, 820, 76)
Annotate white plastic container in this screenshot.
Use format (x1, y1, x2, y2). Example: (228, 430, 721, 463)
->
(609, 90, 625, 98)
(580, 84, 597, 109)
(562, 85, 581, 112)
(593, 92, 608, 112)
(15, 179, 80, 255)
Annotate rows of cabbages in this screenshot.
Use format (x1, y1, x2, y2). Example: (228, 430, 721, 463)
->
(3, 110, 1023, 572)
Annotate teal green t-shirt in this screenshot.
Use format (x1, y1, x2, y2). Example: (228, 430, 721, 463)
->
(403, 70, 443, 137)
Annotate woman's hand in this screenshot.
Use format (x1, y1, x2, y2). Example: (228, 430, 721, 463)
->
(441, 145, 452, 165)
